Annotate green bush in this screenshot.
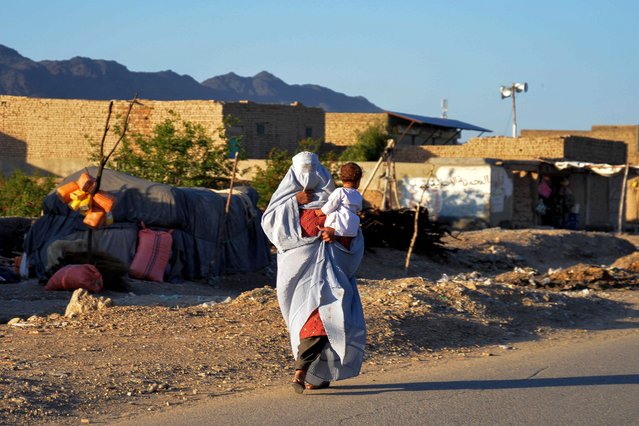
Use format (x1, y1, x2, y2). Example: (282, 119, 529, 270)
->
(0, 170, 55, 217)
(251, 148, 293, 210)
(90, 111, 239, 189)
(340, 124, 389, 161)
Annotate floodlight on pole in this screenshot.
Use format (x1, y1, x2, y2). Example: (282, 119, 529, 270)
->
(500, 82, 528, 137)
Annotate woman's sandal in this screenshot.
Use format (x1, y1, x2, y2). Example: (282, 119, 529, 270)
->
(304, 381, 330, 390)
(292, 370, 306, 394)
(291, 377, 305, 394)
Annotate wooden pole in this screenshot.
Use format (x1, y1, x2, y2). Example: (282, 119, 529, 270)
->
(391, 155, 400, 209)
(98, 102, 113, 161)
(617, 161, 630, 234)
(361, 139, 393, 197)
(88, 96, 137, 261)
(224, 152, 240, 215)
(511, 83, 517, 138)
(211, 152, 240, 280)
(361, 121, 414, 199)
(101, 95, 139, 166)
(404, 184, 428, 275)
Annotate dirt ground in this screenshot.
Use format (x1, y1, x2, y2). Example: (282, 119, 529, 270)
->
(2, 228, 639, 425)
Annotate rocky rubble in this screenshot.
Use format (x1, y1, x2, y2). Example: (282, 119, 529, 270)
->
(64, 289, 113, 318)
(1, 229, 638, 425)
(494, 256, 639, 291)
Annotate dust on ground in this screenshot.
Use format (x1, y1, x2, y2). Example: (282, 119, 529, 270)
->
(1, 228, 639, 425)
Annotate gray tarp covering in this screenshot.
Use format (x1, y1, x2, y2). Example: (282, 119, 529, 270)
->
(24, 167, 271, 281)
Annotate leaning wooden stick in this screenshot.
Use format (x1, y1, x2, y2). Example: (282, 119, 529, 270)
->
(404, 184, 428, 275)
(404, 167, 435, 274)
(224, 151, 240, 215)
(88, 95, 138, 260)
(97, 101, 113, 161)
(361, 139, 395, 197)
(210, 152, 240, 280)
(617, 160, 630, 234)
(101, 95, 139, 166)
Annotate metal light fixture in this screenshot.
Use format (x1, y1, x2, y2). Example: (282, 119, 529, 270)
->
(500, 82, 528, 137)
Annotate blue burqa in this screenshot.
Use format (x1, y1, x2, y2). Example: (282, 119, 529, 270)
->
(261, 152, 366, 385)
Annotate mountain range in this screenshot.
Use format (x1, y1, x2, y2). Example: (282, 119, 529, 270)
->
(0, 44, 382, 112)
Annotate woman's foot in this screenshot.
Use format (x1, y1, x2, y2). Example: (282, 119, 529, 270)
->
(305, 381, 330, 390)
(291, 369, 306, 394)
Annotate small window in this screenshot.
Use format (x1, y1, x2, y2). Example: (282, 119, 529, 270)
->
(256, 123, 266, 136)
(228, 137, 240, 159)
(305, 126, 313, 138)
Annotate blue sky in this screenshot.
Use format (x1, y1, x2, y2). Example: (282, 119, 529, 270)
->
(2, 0, 638, 138)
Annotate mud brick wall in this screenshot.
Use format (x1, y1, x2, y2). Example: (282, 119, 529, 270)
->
(223, 102, 325, 158)
(325, 112, 387, 146)
(0, 96, 323, 176)
(393, 135, 626, 164)
(0, 96, 225, 176)
(0, 96, 226, 160)
(521, 125, 639, 164)
(0, 96, 121, 161)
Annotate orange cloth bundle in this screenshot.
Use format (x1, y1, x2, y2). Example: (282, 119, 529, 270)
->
(77, 172, 96, 193)
(83, 209, 105, 228)
(93, 190, 117, 213)
(58, 172, 112, 229)
(56, 182, 80, 204)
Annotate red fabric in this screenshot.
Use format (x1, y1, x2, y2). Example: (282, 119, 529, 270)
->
(299, 209, 325, 237)
(336, 236, 353, 250)
(129, 225, 173, 282)
(45, 264, 103, 292)
(300, 308, 327, 338)
(300, 209, 353, 249)
(297, 210, 350, 340)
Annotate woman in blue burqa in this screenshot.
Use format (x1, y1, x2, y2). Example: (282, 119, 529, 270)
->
(261, 151, 366, 394)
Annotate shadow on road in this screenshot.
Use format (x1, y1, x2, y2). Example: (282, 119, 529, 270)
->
(314, 374, 639, 396)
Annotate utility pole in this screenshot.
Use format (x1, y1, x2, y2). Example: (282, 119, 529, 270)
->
(500, 82, 528, 138)
(511, 85, 517, 138)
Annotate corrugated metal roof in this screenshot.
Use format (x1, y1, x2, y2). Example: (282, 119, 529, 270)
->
(386, 111, 492, 133)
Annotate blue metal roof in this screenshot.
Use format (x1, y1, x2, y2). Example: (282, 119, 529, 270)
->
(386, 111, 492, 133)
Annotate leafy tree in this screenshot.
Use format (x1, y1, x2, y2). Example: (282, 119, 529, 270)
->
(90, 111, 239, 188)
(0, 170, 55, 217)
(251, 147, 293, 209)
(340, 124, 390, 161)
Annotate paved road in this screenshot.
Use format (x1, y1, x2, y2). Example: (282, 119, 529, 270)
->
(114, 330, 639, 425)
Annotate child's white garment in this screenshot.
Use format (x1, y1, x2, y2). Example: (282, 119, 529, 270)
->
(321, 187, 362, 237)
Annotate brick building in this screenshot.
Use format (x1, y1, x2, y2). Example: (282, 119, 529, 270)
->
(521, 126, 639, 225)
(393, 134, 627, 164)
(385, 134, 629, 230)
(0, 96, 323, 177)
(521, 125, 639, 164)
(325, 111, 491, 148)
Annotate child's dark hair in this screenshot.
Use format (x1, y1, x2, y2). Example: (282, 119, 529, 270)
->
(340, 162, 362, 183)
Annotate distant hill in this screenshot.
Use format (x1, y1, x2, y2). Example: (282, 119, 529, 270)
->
(0, 45, 382, 112)
(201, 71, 381, 112)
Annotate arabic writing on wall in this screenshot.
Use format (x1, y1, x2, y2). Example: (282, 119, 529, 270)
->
(425, 174, 490, 189)
(400, 166, 492, 220)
